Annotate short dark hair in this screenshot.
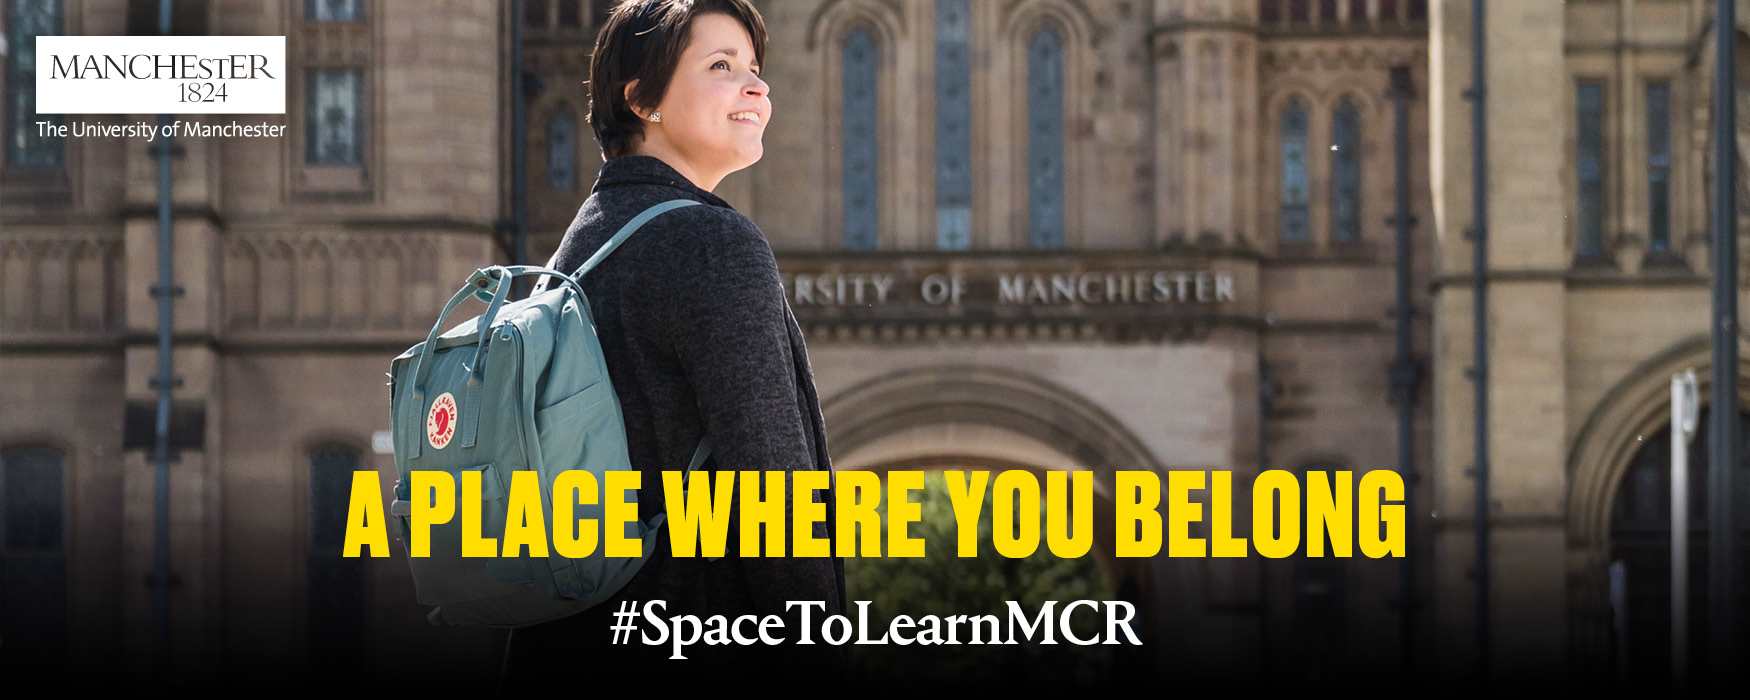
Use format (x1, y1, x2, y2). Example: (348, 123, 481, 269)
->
(587, 0, 768, 159)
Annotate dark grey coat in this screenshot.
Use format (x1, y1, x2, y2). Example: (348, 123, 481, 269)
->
(502, 155, 846, 678)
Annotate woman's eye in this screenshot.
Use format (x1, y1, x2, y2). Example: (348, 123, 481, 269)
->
(712, 60, 730, 70)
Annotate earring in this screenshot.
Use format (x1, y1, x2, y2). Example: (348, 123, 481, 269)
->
(649, 111, 662, 123)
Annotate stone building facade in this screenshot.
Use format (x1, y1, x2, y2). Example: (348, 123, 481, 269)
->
(40, 0, 1731, 685)
(1427, 0, 1748, 680)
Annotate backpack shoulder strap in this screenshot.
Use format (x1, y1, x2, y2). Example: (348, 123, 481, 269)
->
(687, 436, 711, 472)
(576, 199, 702, 280)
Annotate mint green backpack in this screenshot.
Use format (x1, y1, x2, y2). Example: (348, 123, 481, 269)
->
(386, 199, 706, 628)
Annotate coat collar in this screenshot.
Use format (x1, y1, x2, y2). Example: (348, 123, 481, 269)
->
(591, 155, 734, 210)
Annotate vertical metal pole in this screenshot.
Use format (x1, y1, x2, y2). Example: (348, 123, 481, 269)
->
(1672, 369, 1700, 684)
(1468, 0, 1492, 678)
(1388, 64, 1419, 674)
(511, 0, 528, 268)
(1709, 0, 1741, 675)
(151, 0, 176, 670)
(1257, 354, 1274, 675)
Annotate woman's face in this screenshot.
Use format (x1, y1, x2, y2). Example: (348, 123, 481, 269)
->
(633, 12, 770, 190)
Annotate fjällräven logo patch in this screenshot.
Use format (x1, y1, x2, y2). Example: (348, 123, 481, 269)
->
(426, 392, 458, 450)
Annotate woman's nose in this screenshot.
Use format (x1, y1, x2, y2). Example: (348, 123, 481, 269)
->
(745, 73, 769, 99)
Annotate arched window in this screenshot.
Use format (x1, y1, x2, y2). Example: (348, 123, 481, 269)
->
(0, 446, 68, 664)
(1575, 80, 1606, 259)
(1646, 81, 1671, 253)
(307, 68, 363, 165)
(1279, 98, 1311, 244)
(5, 0, 65, 171)
(842, 26, 880, 251)
(935, 0, 973, 250)
(308, 443, 367, 667)
(1026, 25, 1066, 249)
(1330, 98, 1362, 244)
(547, 108, 578, 190)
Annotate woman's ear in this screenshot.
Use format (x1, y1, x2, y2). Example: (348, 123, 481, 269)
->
(623, 79, 643, 119)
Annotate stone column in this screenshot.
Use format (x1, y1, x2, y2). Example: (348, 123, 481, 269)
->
(1152, 0, 1260, 250)
(1428, 0, 1570, 679)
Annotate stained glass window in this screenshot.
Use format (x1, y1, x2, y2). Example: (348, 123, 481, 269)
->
(306, 68, 363, 166)
(1576, 81, 1606, 259)
(1280, 99, 1310, 243)
(307, 0, 361, 22)
(935, 0, 973, 250)
(842, 27, 879, 251)
(1027, 26, 1065, 249)
(548, 108, 577, 190)
(1647, 81, 1671, 253)
(1331, 98, 1361, 243)
(5, 0, 65, 170)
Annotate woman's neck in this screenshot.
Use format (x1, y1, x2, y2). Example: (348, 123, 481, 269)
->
(628, 139, 722, 193)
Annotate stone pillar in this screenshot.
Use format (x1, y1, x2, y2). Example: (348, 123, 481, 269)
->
(1428, 0, 1569, 679)
(1141, 4, 1265, 678)
(1151, 0, 1260, 250)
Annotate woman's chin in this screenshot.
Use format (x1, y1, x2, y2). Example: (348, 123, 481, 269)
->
(734, 143, 765, 169)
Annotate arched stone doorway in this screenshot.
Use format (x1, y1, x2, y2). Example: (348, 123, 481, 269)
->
(1567, 335, 1750, 676)
(1606, 407, 1750, 680)
(821, 365, 1190, 681)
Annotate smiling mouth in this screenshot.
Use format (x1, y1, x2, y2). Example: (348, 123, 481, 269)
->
(729, 111, 762, 125)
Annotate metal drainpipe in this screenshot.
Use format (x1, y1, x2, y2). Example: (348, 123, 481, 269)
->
(511, 0, 528, 269)
(1388, 64, 1419, 674)
(1257, 352, 1275, 676)
(150, 0, 178, 666)
(1466, 0, 1492, 678)
(1709, 0, 1740, 674)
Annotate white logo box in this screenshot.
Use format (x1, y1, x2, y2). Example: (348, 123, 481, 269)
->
(35, 35, 285, 115)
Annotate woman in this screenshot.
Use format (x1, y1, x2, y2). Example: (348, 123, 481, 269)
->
(502, 0, 845, 682)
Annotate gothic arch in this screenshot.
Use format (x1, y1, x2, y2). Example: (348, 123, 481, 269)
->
(1563, 334, 1750, 548)
(997, 1, 1094, 249)
(805, 0, 905, 51)
(812, 1, 909, 251)
(998, 0, 1100, 47)
(820, 362, 1181, 614)
(1563, 332, 1750, 666)
(821, 364, 1160, 480)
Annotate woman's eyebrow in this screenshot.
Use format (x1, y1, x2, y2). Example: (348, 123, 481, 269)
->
(706, 47, 740, 58)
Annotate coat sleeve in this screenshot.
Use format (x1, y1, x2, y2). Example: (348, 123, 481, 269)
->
(653, 208, 839, 616)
